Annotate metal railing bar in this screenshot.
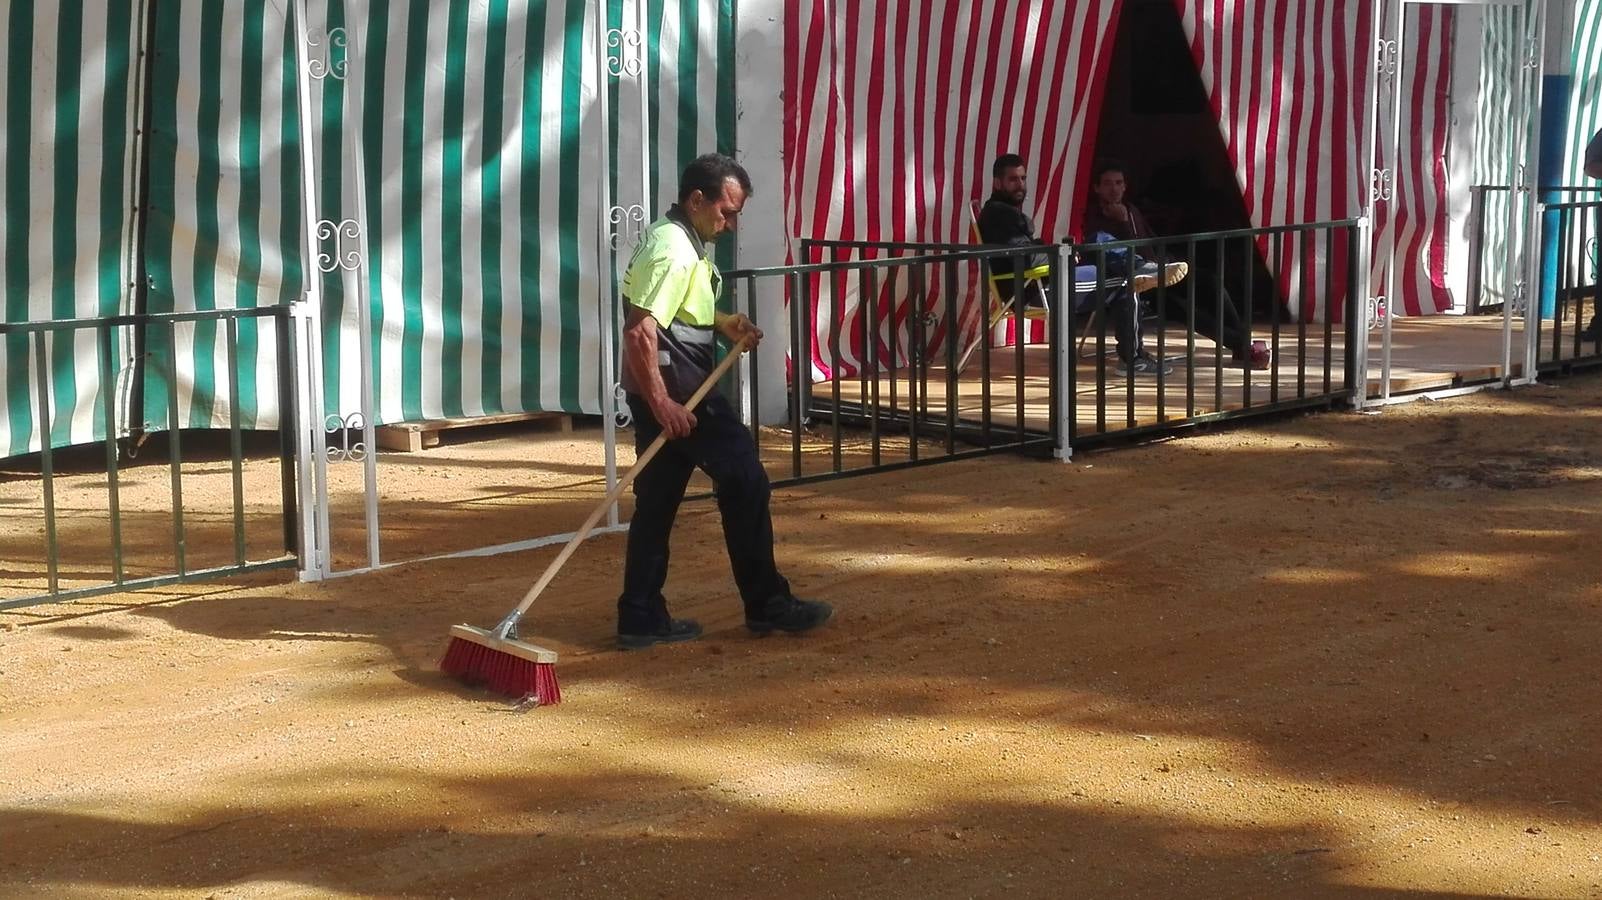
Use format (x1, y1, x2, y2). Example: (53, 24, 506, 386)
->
(1270, 231, 1282, 405)
(98, 322, 125, 584)
(165, 318, 186, 576)
(1214, 239, 1225, 412)
(275, 310, 299, 557)
(788, 269, 804, 479)
(1241, 235, 1255, 410)
(830, 251, 844, 474)
(1185, 238, 1197, 418)
(1322, 228, 1335, 395)
(33, 332, 60, 595)
(0, 557, 299, 612)
(225, 317, 247, 567)
(943, 258, 959, 456)
(0, 306, 285, 334)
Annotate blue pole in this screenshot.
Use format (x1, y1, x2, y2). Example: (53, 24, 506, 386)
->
(1538, 74, 1571, 318)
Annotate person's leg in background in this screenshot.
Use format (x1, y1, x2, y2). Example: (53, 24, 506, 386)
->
(1173, 277, 1253, 357)
(1159, 261, 1269, 369)
(1109, 284, 1144, 365)
(1076, 243, 1172, 375)
(1071, 267, 1145, 365)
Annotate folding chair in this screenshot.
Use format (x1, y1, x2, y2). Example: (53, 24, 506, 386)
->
(957, 202, 1050, 373)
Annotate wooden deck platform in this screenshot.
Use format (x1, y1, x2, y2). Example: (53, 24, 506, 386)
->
(375, 410, 574, 452)
(812, 316, 1600, 437)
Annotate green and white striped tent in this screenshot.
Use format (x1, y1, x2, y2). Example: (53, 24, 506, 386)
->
(1, 0, 735, 457)
(1562, 0, 1602, 188)
(1560, 0, 1602, 290)
(1473, 0, 1602, 308)
(2, 2, 141, 455)
(1469, 1, 1537, 309)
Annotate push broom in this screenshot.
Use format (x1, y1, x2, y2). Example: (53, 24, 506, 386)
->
(440, 334, 755, 705)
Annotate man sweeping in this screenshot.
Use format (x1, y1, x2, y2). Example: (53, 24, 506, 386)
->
(615, 153, 834, 649)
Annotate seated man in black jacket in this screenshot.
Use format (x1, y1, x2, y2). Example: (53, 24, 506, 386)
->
(978, 154, 1169, 377)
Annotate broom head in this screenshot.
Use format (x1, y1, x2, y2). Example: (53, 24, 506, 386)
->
(440, 624, 562, 705)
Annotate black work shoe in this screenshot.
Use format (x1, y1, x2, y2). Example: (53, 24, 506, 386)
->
(1580, 317, 1602, 342)
(746, 597, 835, 636)
(618, 618, 704, 650)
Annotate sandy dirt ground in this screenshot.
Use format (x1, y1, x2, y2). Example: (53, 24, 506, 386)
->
(2, 373, 1601, 899)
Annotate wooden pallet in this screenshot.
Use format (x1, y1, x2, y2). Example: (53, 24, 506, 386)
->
(374, 411, 574, 452)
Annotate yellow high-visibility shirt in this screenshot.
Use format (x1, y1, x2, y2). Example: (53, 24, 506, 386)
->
(622, 215, 719, 327)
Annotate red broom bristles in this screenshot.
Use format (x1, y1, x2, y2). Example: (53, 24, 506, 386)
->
(440, 634, 561, 706)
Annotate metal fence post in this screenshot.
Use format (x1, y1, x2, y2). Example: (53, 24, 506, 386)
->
(1466, 185, 1486, 314)
(1051, 244, 1072, 462)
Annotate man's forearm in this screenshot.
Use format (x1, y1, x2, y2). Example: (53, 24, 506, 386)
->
(623, 314, 672, 406)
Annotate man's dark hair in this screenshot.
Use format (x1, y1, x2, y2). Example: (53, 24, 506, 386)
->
(679, 153, 753, 204)
(993, 153, 1026, 179)
(1091, 158, 1127, 185)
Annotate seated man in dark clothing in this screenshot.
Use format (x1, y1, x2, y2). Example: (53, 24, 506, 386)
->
(1581, 128, 1602, 341)
(978, 153, 1170, 377)
(1084, 159, 1271, 370)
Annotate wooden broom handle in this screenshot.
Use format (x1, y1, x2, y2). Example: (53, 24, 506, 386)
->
(506, 335, 754, 621)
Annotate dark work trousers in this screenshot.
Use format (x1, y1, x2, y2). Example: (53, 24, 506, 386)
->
(1024, 273, 1143, 363)
(1075, 235, 1155, 362)
(617, 391, 790, 633)
(1090, 284, 1143, 363)
(1151, 276, 1252, 356)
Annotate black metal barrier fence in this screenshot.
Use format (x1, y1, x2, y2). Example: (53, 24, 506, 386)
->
(1537, 198, 1602, 373)
(780, 220, 1362, 461)
(719, 243, 1068, 487)
(0, 307, 299, 611)
(1062, 221, 1363, 447)
(1467, 184, 1602, 314)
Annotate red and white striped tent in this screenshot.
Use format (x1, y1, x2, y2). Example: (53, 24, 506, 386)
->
(783, 0, 1456, 382)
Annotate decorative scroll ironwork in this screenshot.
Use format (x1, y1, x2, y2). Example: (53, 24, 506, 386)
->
(607, 204, 648, 251)
(606, 28, 643, 78)
(315, 219, 363, 273)
(307, 27, 348, 80)
(1371, 168, 1395, 203)
(324, 412, 368, 462)
(1375, 38, 1398, 83)
(613, 383, 633, 428)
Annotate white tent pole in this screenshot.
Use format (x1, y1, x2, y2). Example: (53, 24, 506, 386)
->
(289, 0, 331, 580)
(1355, 0, 1387, 410)
(595, 0, 621, 530)
(1501, 1, 1526, 384)
(1519, 0, 1548, 386)
(344, 3, 382, 567)
(636, 0, 650, 226)
(1380, 0, 1406, 404)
